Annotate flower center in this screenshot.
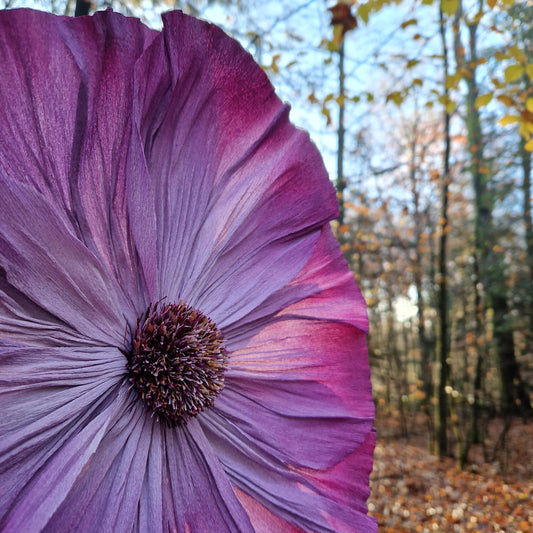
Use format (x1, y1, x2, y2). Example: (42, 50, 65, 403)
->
(126, 301, 228, 426)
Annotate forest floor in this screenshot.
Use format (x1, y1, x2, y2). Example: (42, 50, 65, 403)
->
(368, 413, 533, 532)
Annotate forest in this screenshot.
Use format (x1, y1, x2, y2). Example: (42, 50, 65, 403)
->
(2, 0, 533, 530)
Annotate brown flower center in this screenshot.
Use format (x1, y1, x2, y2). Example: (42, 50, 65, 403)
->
(126, 301, 228, 426)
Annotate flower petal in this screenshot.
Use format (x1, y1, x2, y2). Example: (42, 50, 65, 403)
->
(218, 322, 373, 469)
(42, 390, 153, 533)
(225, 226, 368, 337)
(216, 227, 373, 468)
(199, 225, 375, 530)
(133, 12, 338, 323)
(202, 410, 377, 533)
(31, 400, 253, 532)
(0, 269, 86, 347)
(158, 420, 254, 532)
(0, 173, 132, 345)
(295, 429, 377, 519)
(0, 345, 124, 530)
(0, 9, 158, 310)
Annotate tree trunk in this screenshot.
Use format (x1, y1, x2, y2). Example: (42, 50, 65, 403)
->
(521, 138, 533, 357)
(437, 6, 451, 458)
(336, 39, 346, 226)
(74, 0, 91, 17)
(455, 0, 529, 417)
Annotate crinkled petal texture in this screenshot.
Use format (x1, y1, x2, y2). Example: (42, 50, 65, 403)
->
(0, 8, 375, 533)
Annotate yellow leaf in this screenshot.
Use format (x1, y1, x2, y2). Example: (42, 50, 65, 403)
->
(386, 91, 403, 106)
(504, 64, 524, 83)
(509, 45, 528, 64)
(487, 0, 496, 7)
(475, 93, 493, 109)
(494, 52, 509, 61)
(499, 115, 520, 126)
(332, 24, 344, 46)
(444, 73, 461, 90)
(471, 11, 484, 24)
(357, 4, 370, 24)
(492, 77, 505, 90)
(501, 0, 514, 5)
(422, 0, 434, 4)
(526, 122, 533, 134)
(401, 18, 417, 29)
(497, 94, 514, 107)
(519, 122, 529, 139)
(527, 98, 533, 113)
(527, 64, 533, 80)
(445, 100, 456, 114)
(525, 139, 533, 152)
(441, 0, 459, 15)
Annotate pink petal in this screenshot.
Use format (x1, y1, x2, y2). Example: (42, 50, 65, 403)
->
(201, 410, 377, 532)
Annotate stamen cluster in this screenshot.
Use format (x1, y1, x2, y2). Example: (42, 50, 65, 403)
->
(127, 301, 228, 426)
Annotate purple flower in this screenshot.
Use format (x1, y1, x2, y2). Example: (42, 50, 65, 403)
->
(0, 8, 375, 532)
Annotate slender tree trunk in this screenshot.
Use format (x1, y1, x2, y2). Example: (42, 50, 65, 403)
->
(408, 125, 434, 447)
(437, 7, 451, 458)
(336, 39, 346, 226)
(75, 0, 91, 17)
(521, 140, 533, 356)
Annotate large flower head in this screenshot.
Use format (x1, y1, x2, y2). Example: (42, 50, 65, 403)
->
(0, 8, 376, 532)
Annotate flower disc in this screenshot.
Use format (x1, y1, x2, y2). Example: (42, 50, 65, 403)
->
(126, 301, 228, 426)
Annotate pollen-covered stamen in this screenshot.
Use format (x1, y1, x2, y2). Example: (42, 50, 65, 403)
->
(126, 301, 228, 426)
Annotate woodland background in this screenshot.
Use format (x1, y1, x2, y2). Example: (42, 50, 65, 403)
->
(2, 0, 533, 530)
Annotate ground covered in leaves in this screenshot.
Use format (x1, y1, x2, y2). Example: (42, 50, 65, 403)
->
(369, 415, 533, 532)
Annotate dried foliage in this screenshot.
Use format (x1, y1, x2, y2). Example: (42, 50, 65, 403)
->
(370, 414, 533, 532)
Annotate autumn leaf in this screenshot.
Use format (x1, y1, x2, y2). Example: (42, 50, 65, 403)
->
(504, 64, 524, 83)
(509, 45, 528, 64)
(329, 2, 357, 35)
(524, 139, 533, 152)
(444, 73, 461, 90)
(401, 18, 417, 29)
(475, 93, 493, 109)
(499, 114, 520, 126)
(497, 94, 514, 107)
(357, 3, 370, 24)
(519, 121, 530, 139)
(441, 0, 459, 15)
(386, 91, 404, 106)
